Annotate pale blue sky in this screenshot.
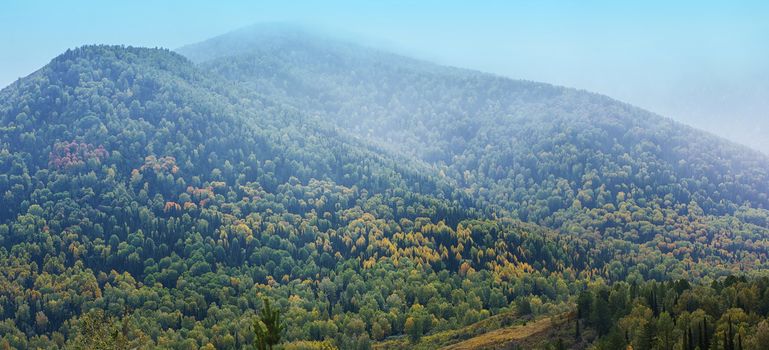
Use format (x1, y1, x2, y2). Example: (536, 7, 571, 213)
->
(1, 0, 768, 152)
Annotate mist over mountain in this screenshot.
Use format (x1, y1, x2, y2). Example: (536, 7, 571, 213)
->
(1, 23, 769, 349)
(181, 25, 769, 244)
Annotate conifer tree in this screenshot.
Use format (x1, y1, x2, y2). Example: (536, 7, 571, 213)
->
(254, 299, 284, 350)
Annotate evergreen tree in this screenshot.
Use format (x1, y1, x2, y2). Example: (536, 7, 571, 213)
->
(254, 299, 284, 350)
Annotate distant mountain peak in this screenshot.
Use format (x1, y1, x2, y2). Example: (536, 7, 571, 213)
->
(176, 26, 769, 229)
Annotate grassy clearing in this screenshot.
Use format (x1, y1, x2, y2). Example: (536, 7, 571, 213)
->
(441, 313, 572, 350)
(374, 312, 577, 350)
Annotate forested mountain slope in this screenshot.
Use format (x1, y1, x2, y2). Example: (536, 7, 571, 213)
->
(2, 24, 769, 349)
(0, 45, 602, 348)
(179, 25, 769, 279)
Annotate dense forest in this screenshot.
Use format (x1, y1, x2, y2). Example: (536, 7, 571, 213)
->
(579, 276, 769, 350)
(180, 27, 769, 275)
(0, 25, 768, 349)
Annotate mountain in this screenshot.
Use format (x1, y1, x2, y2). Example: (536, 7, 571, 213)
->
(2, 24, 769, 349)
(0, 44, 594, 349)
(179, 25, 769, 277)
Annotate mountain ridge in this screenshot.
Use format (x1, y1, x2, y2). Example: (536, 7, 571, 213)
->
(178, 25, 769, 233)
(1, 27, 769, 349)
(178, 25, 768, 160)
